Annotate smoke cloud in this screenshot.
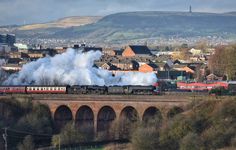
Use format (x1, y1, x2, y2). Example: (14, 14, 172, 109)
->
(3, 49, 157, 86)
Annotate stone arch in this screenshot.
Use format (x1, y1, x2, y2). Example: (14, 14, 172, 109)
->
(75, 105, 94, 137)
(142, 106, 162, 124)
(97, 106, 116, 139)
(54, 105, 73, 132)
(167, 106, 184, 118)
(119, 106, 139, 139)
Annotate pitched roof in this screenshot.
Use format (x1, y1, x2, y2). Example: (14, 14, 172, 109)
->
(129, 45, 152, 55)
(157, 71, 187, 79)
(147, 63, 158, 69)
(173, 66, 195, 74)
(82, 47, 102, 52)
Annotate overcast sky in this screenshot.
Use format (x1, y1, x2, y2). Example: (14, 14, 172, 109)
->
(0, 0, 236, 26)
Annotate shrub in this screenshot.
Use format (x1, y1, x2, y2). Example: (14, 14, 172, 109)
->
(17, 135, 35, 150)
(52, 122, 86, 147)
(132, 126, 160, 150)
(15, 103, 53, 135)
(180, 132, 203, 150)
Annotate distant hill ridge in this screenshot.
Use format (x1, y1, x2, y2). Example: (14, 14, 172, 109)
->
(50, 11, 236, 42)
(224, 11, 236, 15)
(1, 11, 236, 42)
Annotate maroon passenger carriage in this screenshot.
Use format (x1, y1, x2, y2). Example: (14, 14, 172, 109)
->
(0, 86, 26, 94)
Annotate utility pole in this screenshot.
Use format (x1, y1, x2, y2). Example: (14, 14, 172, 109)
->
(59, 136, 61, 150)
(2, 127, 8, 150)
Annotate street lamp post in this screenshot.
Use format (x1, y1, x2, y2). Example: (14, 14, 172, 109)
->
(2, 127, 8, 150)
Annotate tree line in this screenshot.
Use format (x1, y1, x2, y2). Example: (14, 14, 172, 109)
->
(1, 96, 235, 149)
(208, 44, 236, 80)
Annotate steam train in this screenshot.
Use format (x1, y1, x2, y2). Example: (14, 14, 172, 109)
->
(1, 81, 235, 95)
(0, 85, 160, 95)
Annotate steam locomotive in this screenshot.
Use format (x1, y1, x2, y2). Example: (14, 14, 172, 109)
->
(0, 85, 160, 95)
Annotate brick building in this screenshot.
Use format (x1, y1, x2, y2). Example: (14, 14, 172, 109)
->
(110, 59, 139, 70)
(138, 63, 158, 73)
(102, 49, 116, 56)
(122, 45, 152, 57)
(9, 52, 29, 59)
(28, 53, 45, 59)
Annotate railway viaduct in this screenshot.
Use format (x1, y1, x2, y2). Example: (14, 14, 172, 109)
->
(29, 94, 193, 138)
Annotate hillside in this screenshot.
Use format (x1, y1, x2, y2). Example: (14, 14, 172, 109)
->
(53, 11, 236, 42)
(1, 11, 236, 43)
(18, 16, 102, 30)
(131, 97, 236, 150)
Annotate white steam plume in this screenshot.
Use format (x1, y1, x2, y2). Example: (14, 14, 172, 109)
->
(3, 49, 157, 86)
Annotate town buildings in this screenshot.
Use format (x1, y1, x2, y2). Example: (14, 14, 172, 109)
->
(0, 34, 218, 82)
